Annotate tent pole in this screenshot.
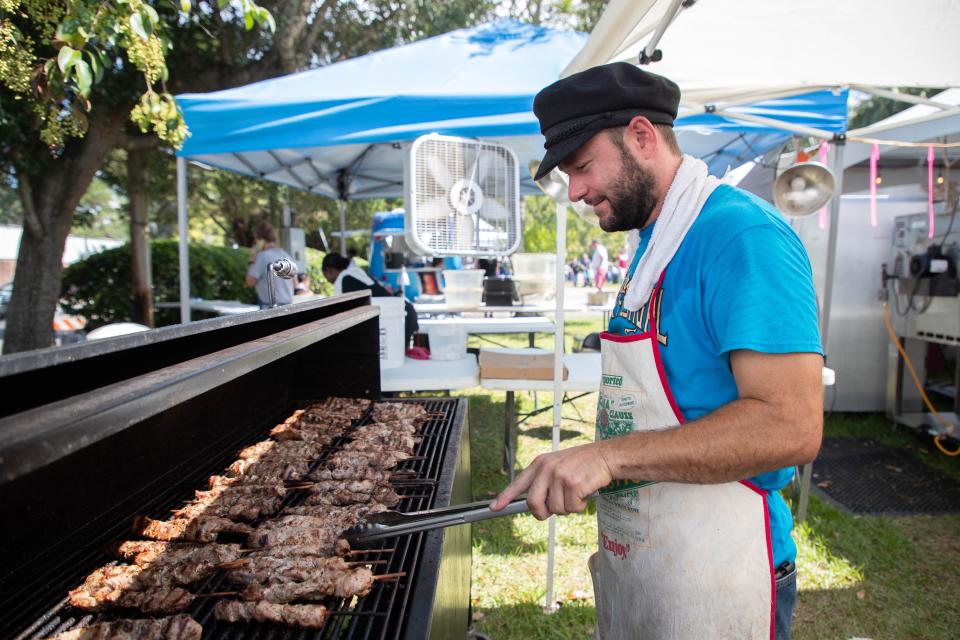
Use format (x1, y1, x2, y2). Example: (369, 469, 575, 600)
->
(641, 0, 684, 62)
(545, 200, 567, 614)
(338, 200, 347, 255)
(176, 157, 191, 324)
(848, 106, 960, 138)
(711, 110, 835, 140)
(798, 139, 845, 523)
(849, 85, 955, 110)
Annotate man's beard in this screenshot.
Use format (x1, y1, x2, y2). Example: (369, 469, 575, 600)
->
(597, 149, 658, 233)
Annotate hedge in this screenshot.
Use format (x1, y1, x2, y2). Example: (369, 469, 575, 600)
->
(61, 240, 254, 328)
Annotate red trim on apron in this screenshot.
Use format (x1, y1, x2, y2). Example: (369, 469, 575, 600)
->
(741, 480, 777, 640)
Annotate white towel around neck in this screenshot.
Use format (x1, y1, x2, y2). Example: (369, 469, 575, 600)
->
(622, 155, 721, 311)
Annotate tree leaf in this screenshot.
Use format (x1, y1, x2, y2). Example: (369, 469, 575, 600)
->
(244, 10, 254, 31)
(85, 49, 103, 83)
(74, 59, 92, 97)
(142, 5, 160, 25)
(57, 46, 81, 73)
(260, 8, 276, 33)
(129, 12, 149, 41)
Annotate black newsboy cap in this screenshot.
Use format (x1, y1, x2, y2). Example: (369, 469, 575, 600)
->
(532, 62, 680, 180)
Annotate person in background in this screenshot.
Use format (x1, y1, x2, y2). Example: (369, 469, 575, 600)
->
(294, 273, 312, 296)
(321, 253, 418, 347)
(246, 221, 294, 308)
(347, 247, 359, 268)
(617, 246, 629, 270)
(590, 239, 609, 291)
(579, 252, 592, 287)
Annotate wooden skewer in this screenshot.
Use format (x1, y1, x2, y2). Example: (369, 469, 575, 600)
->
(373, 572, 406, 581)
(198, 591, 239, 598)
(399, 494, 430, 500)
(345, 547, 395, 555)
(345, 560, 387, 566)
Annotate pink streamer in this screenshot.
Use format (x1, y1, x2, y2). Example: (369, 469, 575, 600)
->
(869, 144, 879, 227)
(928, 145, 936, 239)
(817, 141, 831, 229)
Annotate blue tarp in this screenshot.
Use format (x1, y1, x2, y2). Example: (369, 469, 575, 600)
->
(176, 20, 847, 198)
(677, 89, 849, 175)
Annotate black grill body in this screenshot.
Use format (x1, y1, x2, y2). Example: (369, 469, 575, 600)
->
(0, 292, 471, 640)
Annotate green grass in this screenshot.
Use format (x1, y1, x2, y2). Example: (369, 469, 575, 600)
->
(456, 342, 960, 639)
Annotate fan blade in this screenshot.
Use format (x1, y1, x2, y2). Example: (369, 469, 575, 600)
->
(418, 197, 450, 221)
(453, 214, 475, 250)
(474, 150, 500, 186)
(477, 197, 512, 221)
(424, 154, 454, 191)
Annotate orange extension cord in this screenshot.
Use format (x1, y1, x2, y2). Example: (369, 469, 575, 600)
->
(883, 302, 960, 456)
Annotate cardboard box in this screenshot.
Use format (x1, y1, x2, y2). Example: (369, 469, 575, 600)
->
(479, 350, 568, 381)
(588, 291, 611, 306)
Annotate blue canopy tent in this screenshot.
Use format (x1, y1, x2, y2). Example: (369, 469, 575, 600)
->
(173, 19, 847, 321)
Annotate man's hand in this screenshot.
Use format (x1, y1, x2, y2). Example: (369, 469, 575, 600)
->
(490, 441, 615, 520)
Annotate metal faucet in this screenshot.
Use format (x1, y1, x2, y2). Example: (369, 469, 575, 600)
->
(267, 258, 297, 308)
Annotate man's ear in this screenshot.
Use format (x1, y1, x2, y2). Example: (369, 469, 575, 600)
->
(625, 115, 657, 157)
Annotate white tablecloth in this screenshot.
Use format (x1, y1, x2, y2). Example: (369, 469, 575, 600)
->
(417, 316, 555, 335)
(380, 354, 480, 392)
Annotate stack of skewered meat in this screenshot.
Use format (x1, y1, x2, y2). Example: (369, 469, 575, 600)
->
(47, 398, 432, 639)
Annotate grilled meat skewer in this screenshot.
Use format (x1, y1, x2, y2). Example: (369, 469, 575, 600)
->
(226, 555, 366, 587)
(68, 580, 194, 615)
(304, 480, 400, 507)
(240, 566, 375, 602)
(249, 503, 387, 550)
(225, 457, 311, 482)
(326, 450, 405, 471)
(236, 439, 324, 461)
(215, 601, 328, 628)
(114, 541, 242, 567)
(43, 614, 201, 640)
(133, 515, 253, 543)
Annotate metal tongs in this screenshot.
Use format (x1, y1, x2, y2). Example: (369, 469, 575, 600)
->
(342, 498, 529, 546)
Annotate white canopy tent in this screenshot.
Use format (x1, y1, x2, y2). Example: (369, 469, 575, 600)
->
(540, 0, 960, 570)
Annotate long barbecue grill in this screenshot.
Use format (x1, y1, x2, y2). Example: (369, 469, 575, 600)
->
(0, 292, 471, 639)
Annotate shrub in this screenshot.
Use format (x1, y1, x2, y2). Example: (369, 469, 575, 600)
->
(61, 240, 255, 328)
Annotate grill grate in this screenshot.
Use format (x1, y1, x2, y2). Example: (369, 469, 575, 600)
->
(5, 398, 461, 640)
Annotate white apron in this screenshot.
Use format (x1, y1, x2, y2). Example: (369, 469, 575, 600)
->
(591, 273, 775, 640)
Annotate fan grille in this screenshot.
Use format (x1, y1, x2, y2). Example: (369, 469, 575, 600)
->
(407, 136, 520, 256)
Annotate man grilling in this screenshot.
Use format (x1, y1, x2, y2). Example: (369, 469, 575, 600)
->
(490, 63, 824, 639)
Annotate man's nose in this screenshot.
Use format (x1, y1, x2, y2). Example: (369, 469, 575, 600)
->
(567, 177, 587, 204)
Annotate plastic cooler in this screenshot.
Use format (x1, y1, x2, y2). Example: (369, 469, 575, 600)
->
(370, 297, 405, 369)
(442, 269, 485, 309)
(511, 253, 557, 301)
(426, 324, 468, 361)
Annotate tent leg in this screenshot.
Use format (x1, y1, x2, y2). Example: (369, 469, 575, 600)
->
(338, 200, 347, 255)
(176, 157, 191, 324)
(545, 201, 567, 614)
(798, 140, 845, 523)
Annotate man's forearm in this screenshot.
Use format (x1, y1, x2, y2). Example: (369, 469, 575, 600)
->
(598, 396, 822, 484)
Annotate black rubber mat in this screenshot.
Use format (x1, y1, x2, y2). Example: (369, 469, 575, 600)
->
(811, 438, 960, 516)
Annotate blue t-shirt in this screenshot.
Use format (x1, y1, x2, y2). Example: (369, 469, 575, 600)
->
(607, 184, 823, 568)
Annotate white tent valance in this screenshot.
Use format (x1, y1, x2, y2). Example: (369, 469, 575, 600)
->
(564, 0, 960, 101)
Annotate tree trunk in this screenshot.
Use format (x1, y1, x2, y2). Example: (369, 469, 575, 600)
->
(3, 109, 128, 355)
(127, 148, 154, 327)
